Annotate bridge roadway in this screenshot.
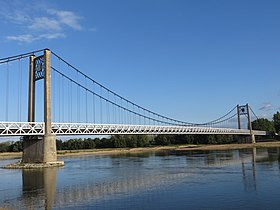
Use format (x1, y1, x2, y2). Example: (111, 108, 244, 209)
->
(0, 122, 267, 136)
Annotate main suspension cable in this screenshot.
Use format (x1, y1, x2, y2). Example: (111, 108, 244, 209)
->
(202, 105, 237, 125)
(0, 49, 45, 64)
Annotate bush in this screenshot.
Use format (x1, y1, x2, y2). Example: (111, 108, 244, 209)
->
(0, 141, 11, 152)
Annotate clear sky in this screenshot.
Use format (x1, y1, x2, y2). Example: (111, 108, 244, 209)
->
(0, 0, 279, 123)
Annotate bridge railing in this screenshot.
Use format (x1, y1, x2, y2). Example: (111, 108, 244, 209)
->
(0, 122, 44, 136)
(0, 122, 268, 136)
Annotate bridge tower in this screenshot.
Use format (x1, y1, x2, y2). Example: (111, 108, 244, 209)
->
(22, 49, 63, 166)
(237, 104, 256, 144)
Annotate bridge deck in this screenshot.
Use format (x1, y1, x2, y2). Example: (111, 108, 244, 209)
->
(0, 122, 268, 136)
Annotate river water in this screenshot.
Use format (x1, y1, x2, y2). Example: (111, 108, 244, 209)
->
(0, 147, 280, 209)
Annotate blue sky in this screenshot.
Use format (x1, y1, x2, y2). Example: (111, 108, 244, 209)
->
(0, 0, 279, 123)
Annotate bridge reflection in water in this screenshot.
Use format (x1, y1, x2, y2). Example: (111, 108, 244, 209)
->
(3, 147, 279, 209)
(22, 168, 57, 210)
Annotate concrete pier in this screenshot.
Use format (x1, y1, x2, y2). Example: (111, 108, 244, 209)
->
(22, 136, 44, 163)
(22, 135, 60, 165)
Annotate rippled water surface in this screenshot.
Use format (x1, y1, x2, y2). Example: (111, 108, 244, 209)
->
(1, 147, 280, 209)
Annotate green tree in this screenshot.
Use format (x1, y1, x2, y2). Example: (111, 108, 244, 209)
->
(8, 140, 23, 152)
(136, 135, 150, 147)
(99, 138, 114, 148)
(273, 112, 280, 134)
(206, 135, 217, 144)
(154, 135, 171, 145)
(184, 135, 196, 144)
(252, 118, 275, 133)
(0, 141, 12, 152)
(84, 138, 96, 149)
(56, 140, 63, 150)
(111, 135, 127, 148)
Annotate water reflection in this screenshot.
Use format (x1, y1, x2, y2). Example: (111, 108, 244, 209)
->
(53, 148, 280, 207)
(22, 168, 57, 210)
(240, 147, 257, 191)
(1, 147, 280, 209)
(54, 168, 192, 208)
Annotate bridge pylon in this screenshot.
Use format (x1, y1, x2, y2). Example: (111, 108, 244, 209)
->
(237, 104, 256, 144)
(22, 49, 63, 166)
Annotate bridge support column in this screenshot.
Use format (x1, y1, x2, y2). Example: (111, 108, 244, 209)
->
(43, 134, 57, 162)
(42, 49, 59, 163)
(21, 49, 63, 167)
(251, 134, 256, 144)
(237, 105, 241, 129)
(246, 104, 256, 144)
(237, 104, 256, 144)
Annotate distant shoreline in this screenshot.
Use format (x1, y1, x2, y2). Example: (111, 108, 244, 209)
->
(1, 141, 280, 160)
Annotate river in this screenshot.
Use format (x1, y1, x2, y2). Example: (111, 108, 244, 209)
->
(0, 147, 280, 209)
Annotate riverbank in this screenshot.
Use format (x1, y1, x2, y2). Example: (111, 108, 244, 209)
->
(1, 141, 280, 160)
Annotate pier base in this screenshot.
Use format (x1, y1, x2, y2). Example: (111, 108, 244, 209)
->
(17, 135, 64, 168)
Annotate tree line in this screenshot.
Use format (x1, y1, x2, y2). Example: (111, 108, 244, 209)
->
(56, 134, 244, 150)
(0, 140, 23, 153)
(0, 134, 249, 152)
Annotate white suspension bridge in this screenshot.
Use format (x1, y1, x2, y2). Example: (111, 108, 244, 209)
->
(0, 49, 268, 165)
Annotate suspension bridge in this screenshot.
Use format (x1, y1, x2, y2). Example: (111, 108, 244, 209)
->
(0, 49, 268, 165)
